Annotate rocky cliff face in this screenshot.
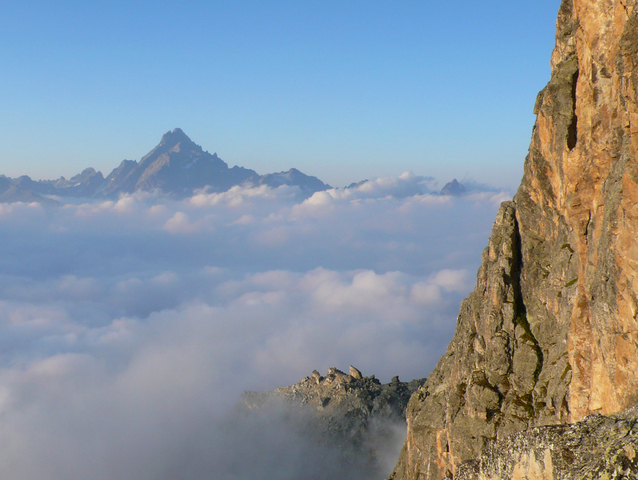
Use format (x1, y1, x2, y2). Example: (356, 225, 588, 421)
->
(390, 1, 638, 478)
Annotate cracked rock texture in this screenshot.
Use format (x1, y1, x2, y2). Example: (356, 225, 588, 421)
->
(389, 1, 638, 478)
(457, 405, 638, 480)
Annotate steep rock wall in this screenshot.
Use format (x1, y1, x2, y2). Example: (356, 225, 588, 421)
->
(390, 1, 638, 478)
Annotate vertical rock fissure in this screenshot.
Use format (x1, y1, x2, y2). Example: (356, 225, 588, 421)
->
(567, 69, 579, 151)
(511, 214, 526, 333)
(512, 216, 544, 392)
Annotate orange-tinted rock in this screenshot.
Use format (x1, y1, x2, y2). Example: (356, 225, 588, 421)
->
(389, 1, 638, 478)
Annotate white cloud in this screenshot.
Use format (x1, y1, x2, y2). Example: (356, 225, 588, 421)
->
(0, 175, 510, 479)
(340, 171, 436, 199)
(189, 184, 299, 208)
(410, 282, 442, 305)
(430, 269, 471, 292)
(232, 214, 254, 225)
(163, 211, 203, 234)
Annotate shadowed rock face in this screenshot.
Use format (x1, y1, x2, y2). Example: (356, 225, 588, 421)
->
(389, 1, 638, 478)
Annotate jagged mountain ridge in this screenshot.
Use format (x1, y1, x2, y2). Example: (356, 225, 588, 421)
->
(2, 128, 483, 203)
(388, 0, 638, 479)
(100, 128, 260, 196)
(240, 366, 426, 440)
(240, 366, 426, 479)
(0, 128, 331, 202)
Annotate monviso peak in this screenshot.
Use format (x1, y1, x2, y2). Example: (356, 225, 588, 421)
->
(0, 128, 330, 201)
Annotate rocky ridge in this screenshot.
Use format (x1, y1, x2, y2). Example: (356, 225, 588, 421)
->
(240, 367, 425, 475)
(388, 0, 638, 479)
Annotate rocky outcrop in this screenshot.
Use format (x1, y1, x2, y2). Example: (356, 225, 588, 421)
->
(390, 1, 638, 478)
(457, 405, 638, 480)
(240, 367, 425, 475)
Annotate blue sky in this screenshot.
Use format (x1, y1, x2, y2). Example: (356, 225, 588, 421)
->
(0, 3, 564, 476)
(1, 0, 560, 188)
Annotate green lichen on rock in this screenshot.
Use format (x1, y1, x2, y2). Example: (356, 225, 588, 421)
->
(457, 405, 638, 480)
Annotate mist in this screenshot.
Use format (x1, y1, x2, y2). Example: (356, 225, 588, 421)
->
(0, 176, 509, 479)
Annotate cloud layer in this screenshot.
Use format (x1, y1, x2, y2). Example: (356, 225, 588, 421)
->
(0, 176, 510, 479)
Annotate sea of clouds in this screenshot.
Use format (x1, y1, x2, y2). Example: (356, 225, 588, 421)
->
(0, 173, 510, 479)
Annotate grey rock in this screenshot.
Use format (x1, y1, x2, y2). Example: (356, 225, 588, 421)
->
(456, 404, 638, 480)
(103, 128, 258, 197)
(350, 365, 363, 380)
(239, 367, 426, 473)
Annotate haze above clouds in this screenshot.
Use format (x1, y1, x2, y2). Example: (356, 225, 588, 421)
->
(0, 178, 509, 479)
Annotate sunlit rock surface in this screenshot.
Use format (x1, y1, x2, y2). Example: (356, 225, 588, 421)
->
(390, 0, 638, 478)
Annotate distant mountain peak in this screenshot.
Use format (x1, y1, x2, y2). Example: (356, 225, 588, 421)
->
(440, 178, 466, 196)
(158, 128, 200, 152)
(161, 127, 188, 142)
(0, 129, 330, 202)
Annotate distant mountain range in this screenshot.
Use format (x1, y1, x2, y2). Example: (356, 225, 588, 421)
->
(0, 128, 473, 204)
(0, 129, 331, 203)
